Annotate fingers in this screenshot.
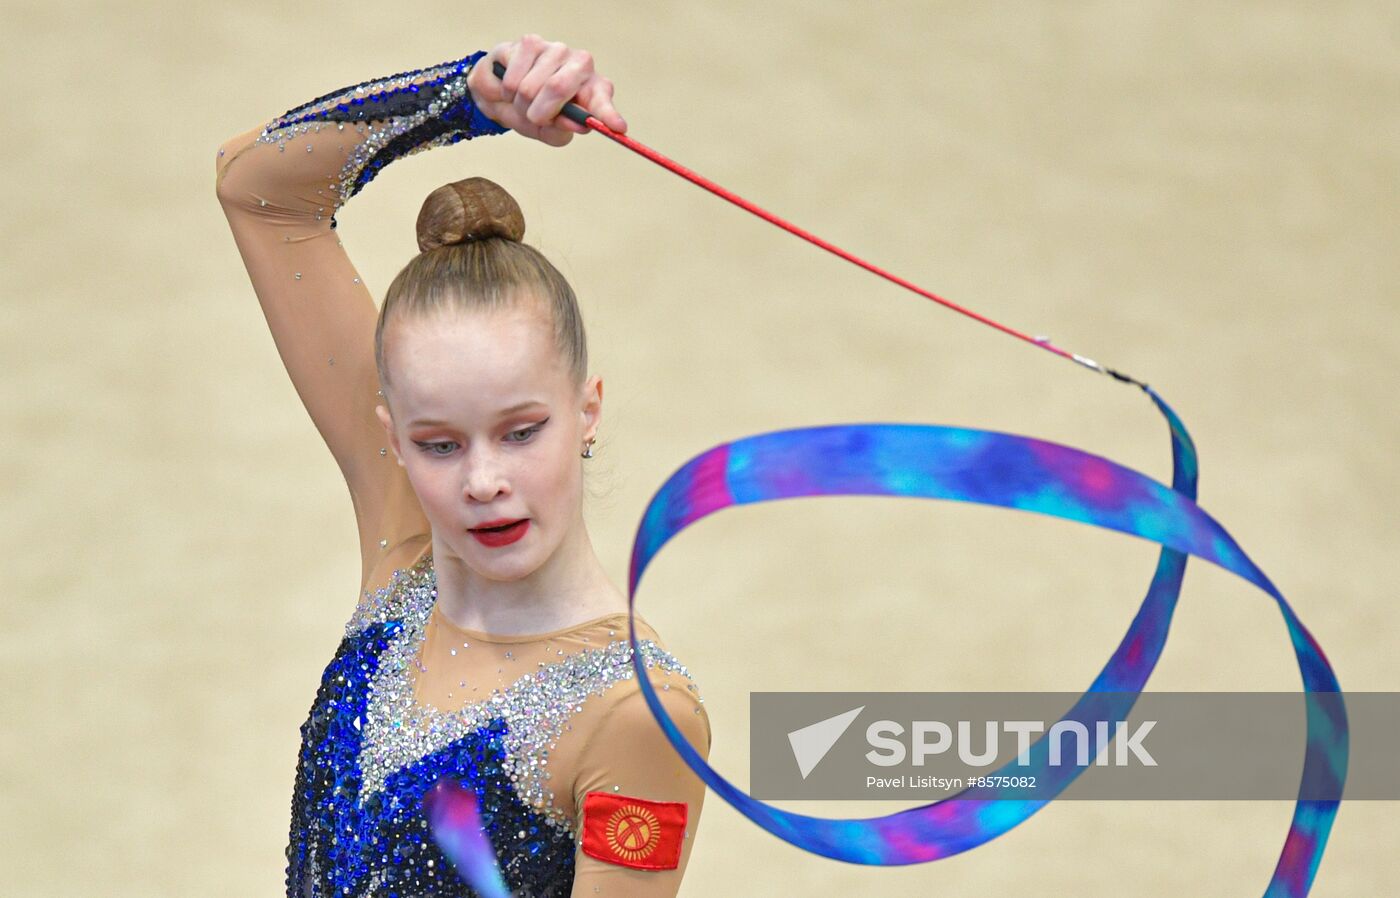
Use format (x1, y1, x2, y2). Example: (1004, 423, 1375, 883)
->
(536, 126, 576, 148)
(475, 34, 627, 144)
(500, 33, 547, 98)
(530, 59, 590, 128)
(515, 41, 573, 126)
(470, 40, 516, 105)
(575, 75, 627, 133)
(525, 61, 592, 130)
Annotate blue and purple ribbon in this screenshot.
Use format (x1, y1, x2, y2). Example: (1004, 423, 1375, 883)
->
(430, 384, 1346, 896)
(618, 385, 1347, 896)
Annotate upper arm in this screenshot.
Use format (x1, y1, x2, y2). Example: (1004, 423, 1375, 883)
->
(214, 125, 427, 589)
(568, 677, 712, 897)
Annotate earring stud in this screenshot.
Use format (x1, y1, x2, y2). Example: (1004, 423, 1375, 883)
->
(581, 438, 596, 459)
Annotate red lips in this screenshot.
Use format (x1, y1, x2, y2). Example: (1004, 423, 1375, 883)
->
(470, 518, 525, 531)
(469, 518, 530, 548)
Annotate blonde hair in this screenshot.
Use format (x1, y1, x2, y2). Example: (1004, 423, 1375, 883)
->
(374, 176, 588, 403)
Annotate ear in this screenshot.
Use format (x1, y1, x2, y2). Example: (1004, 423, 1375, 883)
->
(580, 374, 602, 442)
(375, 403, 406, 468)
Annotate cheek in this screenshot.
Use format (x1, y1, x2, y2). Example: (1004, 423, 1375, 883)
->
(404, 460, 457, 515)
(531, 450, 578, 510)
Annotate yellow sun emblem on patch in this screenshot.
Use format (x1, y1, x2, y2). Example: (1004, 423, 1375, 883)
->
(605, 803, 662, 860)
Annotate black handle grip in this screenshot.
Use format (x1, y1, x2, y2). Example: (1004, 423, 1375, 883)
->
(489, 60, 593, 127)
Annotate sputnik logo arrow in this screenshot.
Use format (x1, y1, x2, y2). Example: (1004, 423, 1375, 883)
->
(788, 706, 865, 779)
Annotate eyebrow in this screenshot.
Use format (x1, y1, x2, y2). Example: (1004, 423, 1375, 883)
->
(408, 399, 548, 427)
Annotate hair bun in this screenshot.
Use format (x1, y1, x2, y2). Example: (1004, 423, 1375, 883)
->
(416, 176, 526, 253)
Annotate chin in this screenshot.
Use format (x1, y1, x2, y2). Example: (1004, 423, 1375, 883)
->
(457, 543, 540, 581)
(474, 561, 538, 583)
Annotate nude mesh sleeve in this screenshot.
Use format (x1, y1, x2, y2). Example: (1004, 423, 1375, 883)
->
(567, 673, 713, 897)
(212, 51, 509, 590)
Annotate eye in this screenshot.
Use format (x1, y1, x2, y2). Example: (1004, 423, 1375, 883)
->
(413, 440, 459, 457)
(506, 418, 549, 443)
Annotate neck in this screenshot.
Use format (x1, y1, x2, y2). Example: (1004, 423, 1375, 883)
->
(430, 510, 627, 636)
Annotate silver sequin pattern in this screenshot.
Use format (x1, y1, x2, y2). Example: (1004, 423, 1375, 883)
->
(346, 556, 701, 836)
(253, 57, 480, 211)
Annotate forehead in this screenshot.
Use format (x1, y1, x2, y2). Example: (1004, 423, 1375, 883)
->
(387, 302, 565, 418)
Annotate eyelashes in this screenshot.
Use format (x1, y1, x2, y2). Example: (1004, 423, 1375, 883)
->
(413, 418, 550, 456)
(505, 418, 549, 443)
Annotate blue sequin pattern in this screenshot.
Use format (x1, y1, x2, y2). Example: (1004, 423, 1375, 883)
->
(285, 555, 698, 897)
(254, 49, 512, 229)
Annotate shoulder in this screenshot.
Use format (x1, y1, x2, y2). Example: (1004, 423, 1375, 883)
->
(587, 634, 712, 757)
(568, 647, 712, 812)
(602, 676, 711, 754)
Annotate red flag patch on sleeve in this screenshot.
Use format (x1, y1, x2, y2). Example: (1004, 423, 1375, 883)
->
(580, 791, 688, 871)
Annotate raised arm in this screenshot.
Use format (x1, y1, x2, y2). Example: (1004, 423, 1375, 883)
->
(212, 36, 626, 593)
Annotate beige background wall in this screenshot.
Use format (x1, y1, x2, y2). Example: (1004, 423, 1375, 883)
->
(3, 1, 1396, 894)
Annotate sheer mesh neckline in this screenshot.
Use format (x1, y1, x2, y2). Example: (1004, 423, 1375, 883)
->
(428, 602, 633, 643)
(417, 545, 642, 644)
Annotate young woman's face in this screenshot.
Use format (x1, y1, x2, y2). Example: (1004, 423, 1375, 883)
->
(376, 299, 599, 582)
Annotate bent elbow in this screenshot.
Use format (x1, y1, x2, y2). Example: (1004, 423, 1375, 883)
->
(213, 125, 266, 207)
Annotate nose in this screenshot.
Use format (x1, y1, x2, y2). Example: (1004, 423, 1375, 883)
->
(461, 447, 509, 503)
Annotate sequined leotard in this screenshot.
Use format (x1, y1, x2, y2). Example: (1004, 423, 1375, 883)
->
(214, 50, 711, 898)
